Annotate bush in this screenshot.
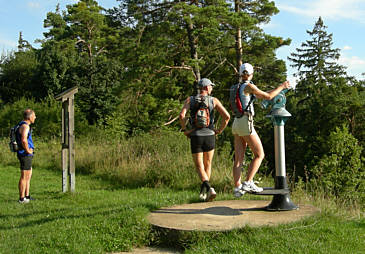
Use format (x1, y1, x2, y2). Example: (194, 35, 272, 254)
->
(311, 125, 364, 203)
(0, 97, 89, 138)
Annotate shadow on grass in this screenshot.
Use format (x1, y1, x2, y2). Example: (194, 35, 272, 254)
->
(152, 206, 266, 216)
(0, 204, 131, 230)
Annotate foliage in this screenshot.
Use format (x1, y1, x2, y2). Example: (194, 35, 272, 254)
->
(0, 97, 89, 138)
(0, 2, 364, 203)
(285, 17, 365, 190)
(288, 17, 347, 97)
(0, 49, 39, 103)
(311, 125, 364, 203)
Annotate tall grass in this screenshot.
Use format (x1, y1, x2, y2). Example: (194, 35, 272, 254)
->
(0, 130, 243, 192)
(1, 129, 363, 208)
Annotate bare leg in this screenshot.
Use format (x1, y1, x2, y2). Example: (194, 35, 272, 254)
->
(203, 149, 214, 180)
(192, 153, 209, 182)
(242, 129, 265, 181)
(19, 171, 27, 199)
(25, 168, 32, 197)
(232, 135, 247, 187)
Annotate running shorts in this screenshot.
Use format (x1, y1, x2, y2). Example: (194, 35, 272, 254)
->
(232, 116, 255, 137)
(17, 155, 33, 170)
(190, 135, 215, 154)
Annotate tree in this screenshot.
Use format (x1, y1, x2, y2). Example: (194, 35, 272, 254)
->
(38, 0, 122, 124)
(288, 17, 346, 97)
(285, 17, 365, 180)
(0, 48, 39, 103)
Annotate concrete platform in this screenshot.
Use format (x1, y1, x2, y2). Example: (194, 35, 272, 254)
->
(148, 200, 319, 231)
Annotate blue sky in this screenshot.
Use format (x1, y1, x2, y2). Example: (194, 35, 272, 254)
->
(1, 0, 365, 82)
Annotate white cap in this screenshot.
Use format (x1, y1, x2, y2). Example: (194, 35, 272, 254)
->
(239, 63, 254, 76)
(198, 78, 215, 87)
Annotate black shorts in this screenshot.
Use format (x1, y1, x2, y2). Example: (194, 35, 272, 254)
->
(190, 135, 215, 154)
(17, 155, 33, 170)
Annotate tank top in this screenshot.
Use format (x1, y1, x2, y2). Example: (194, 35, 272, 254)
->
(238, 81, 255, 116)
(190, 95, 215, 136)
(16, 121, 34, 157)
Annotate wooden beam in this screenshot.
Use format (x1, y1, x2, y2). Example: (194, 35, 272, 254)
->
(55, 86, 78, 101)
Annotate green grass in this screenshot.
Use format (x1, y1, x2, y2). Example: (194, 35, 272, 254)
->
(1, 164, 364, 254)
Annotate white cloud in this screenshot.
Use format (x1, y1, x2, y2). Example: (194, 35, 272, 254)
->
(278, 0, 365, 23)
(343, 46, 352, 51)
(27, 2, 41, 9)
(339, 54, 365, 78)
(0, 38, 17, 49)
(339, 55, 365, 66)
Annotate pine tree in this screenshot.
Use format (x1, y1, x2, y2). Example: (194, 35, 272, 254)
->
(288, 17, 346, 96)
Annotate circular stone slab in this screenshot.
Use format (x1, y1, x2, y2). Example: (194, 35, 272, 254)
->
(148, 200, 319, 231)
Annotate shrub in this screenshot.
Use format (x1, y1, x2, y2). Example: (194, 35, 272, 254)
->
(0, 97, 89, 138)
(311, 125, 364, 203)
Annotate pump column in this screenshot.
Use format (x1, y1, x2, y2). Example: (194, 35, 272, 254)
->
(266, 108, 298, 211)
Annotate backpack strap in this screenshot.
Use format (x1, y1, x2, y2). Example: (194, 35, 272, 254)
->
(189, 96, 196, 111)
(244, 94, 256, 113)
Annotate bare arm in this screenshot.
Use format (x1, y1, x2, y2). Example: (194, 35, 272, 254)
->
(20, 125, 33, 154)
(213, 98, 230, 135)
(247, 81, 291, 100)
(179, 97, 194, 137)
(179, 97, 190, 130)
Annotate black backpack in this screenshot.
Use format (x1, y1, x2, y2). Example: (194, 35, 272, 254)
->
(9, 124, 20, 152)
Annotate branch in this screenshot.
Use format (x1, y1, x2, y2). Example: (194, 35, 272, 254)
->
(204, 58, 227, 77)
(227, 60, 238, 75)
(163, 115, 179, 126)
(157, 65, 197, 80)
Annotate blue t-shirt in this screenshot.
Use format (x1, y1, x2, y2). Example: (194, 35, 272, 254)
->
(16, 121, 34, 157)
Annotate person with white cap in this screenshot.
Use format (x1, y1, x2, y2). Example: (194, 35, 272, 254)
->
(179, 78, 230, 202)
(230, 63, 291, 197)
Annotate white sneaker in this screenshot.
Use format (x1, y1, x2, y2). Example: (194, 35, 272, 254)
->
(206, 187, 216, 202)
(233, 184, 246, 197)
(18, 198, 29, 204)
(242, 181, 263, 193)
(199, 192, 207, 201)
(199, 184, 208, 201)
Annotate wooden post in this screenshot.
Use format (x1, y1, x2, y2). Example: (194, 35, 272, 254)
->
(68, 95, 75, 192)
(56, 87, 78, 193)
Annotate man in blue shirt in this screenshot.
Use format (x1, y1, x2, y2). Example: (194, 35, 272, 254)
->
(16, 109, 36, 203)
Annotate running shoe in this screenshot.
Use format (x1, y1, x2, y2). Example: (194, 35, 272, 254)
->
(241, 181, 263, 193)
(233, 184, 246, 197)
(199, 184, 208, 201)
(18, 198, 30, 204)
(206, 187, 216, 202)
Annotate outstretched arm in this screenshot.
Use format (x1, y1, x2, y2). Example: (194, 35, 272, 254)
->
(248, 81, 291, 100)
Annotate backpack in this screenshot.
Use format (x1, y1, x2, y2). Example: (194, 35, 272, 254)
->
(229, 82, 255, 117)
(190, 95, 213, 129)
(9, 124, 20, 152)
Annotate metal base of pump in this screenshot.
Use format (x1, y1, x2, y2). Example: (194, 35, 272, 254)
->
(253, 187, 289, 195)
(256, 176, 298, 211)
(266, 194, 298, 211)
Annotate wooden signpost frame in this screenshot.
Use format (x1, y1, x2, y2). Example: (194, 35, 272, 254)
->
(55, 87, 78, 192)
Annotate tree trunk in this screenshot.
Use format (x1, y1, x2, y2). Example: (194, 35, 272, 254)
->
(186, 18, 200, 81)
(235, 0, 242, 81)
